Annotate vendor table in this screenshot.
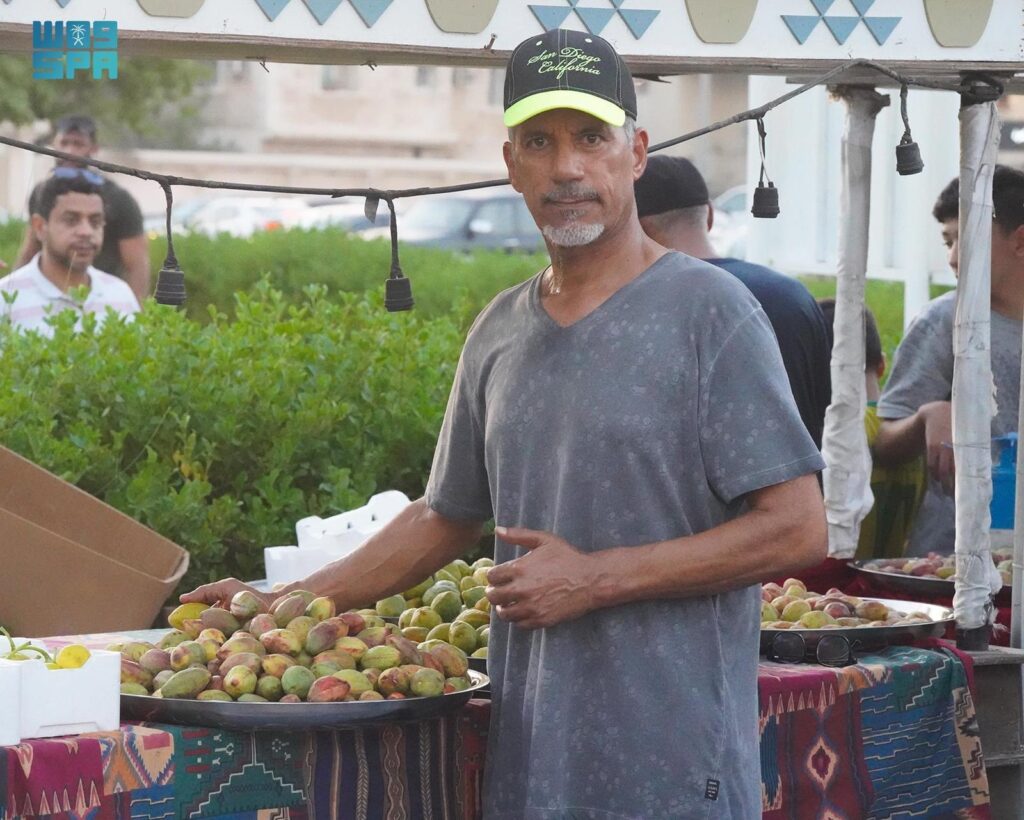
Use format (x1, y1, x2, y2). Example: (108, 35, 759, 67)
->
(0, 634, 989, 819)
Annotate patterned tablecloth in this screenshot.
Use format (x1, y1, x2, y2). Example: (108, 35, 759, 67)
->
(758, 642, 989, 820)
(0, 636, 988, 819)
(0, 706, 489, 820)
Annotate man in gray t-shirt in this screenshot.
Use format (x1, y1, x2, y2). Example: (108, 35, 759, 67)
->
(876, 167, 1024, 555)
(182, 29, 827, 819)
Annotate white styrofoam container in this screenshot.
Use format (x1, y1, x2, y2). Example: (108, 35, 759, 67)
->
(0, 647, 120, 741)
(0, 662, 20, 745)
(295, 490, 410, 550)
(266, 490, 411, 588)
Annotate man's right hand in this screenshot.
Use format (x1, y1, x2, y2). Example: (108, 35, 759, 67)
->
(179, 577, 275, 610)
(920, 400, 954, 493)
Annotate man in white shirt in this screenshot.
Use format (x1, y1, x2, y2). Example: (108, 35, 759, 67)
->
(0, 172, 140, 336)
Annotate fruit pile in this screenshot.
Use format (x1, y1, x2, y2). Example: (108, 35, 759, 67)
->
(118, 589, 475, 703)
(1, 629, 91, 669)
(862, 549, 1014, 587)
(373, 557, 493, 661)
(760, 579, 936, 630)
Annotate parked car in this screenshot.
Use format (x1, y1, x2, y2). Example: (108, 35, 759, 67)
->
(151, 196, 311, 239)
(286, 200, 391, 234)
(143, 195, 218, 238)
(362, 190, 544, 254)
(709, 184, 750, 259)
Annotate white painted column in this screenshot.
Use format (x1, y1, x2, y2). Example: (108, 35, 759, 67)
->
(821, 86, 888, 557)
(952, 98, 1003, 649)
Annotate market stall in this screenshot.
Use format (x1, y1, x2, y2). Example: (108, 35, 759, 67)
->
(0, 631, 987, 819)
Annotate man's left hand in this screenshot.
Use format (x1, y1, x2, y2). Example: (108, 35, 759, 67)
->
(485, 526, 600, 629)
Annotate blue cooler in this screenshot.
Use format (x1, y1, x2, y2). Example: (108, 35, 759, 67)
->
(991, 433, 1018, 530)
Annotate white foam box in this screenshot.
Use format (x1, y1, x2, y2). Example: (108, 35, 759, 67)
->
(0, 662, 20, 745)
(0, 648, 120, 741)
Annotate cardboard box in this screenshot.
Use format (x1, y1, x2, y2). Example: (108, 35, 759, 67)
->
(0, 446, 189, 636)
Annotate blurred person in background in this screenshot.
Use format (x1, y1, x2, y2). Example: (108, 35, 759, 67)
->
(13, 115, 149, 302)
(874, 166, 1024, 555)
(634, 154, 832, 450)
(1, 173, 140, 335)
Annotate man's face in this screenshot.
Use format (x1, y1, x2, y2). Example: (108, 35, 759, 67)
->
(942, 216, 1024, 292)
(503, 108, 646, 249)
(54, 129, 96, 168)
(34, 192, 104, 273)
(941, 218, 959, 277)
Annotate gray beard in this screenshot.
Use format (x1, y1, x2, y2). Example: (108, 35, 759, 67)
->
(542, 222, 605, 247)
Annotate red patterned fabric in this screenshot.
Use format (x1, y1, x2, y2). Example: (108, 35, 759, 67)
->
(3, 736, 105, 817)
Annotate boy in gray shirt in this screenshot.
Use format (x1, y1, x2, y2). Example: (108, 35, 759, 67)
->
(876, 166, 1024, 554)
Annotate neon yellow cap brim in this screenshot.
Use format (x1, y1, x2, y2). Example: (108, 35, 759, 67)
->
(503, 90, 626, 128)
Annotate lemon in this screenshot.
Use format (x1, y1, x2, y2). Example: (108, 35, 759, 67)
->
(55, 644, 91, 669)
(168, 602, 209, 631)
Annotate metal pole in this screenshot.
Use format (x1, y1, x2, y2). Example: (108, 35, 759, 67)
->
(952, 87, 1002, 651)
(821, 86, 889, 557)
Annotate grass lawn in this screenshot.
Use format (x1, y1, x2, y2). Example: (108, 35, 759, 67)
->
(799, 275, 953, 366)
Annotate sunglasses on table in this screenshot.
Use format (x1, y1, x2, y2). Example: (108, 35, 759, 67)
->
(766, 631, 858, 668)
(53, 167, 105, 186)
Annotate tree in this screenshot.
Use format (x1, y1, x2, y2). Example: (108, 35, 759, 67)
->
(0, 54, 211, 147)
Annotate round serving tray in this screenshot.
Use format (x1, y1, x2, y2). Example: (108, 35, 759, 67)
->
(121, 670, 489, 731)
(850, 561, 1009, 598)
(759, 597, 953, 652)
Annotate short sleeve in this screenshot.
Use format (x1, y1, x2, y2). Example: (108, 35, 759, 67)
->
(103, 185, 144, 240)
(698, 308, 824, 504)
(424, 351, 493, 522)
(877, 301, 953, 420)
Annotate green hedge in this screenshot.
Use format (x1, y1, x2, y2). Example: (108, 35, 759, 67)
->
(0, 285, 469, 594)
(1, 218, 547, 322)
(160, 228, 547, 323)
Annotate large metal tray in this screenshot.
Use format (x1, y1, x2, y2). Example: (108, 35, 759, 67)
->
(121, 670, 489, 731)
(850, 561, 1009, 598)
(759, 597, 953, 652)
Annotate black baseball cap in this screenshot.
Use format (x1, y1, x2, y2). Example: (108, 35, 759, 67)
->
(634, 155, 710, 218)
(503, 29, 637, 128)
(55, 115, 97, 139)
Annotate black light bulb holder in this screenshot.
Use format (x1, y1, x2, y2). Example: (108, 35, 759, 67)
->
(154, 182, 187, 307)
(896, 138, 924, 176)
(751, 118, 780, 219)
(383, 197, 414, 312)
(385, 272, 414, 312)
(154, 254, 187, 307)
(895, 84, 925, 176)
(751, 182, 780, 219)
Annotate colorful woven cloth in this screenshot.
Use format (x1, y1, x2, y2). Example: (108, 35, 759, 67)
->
(759, 645, 990, 820)
(0, 635, 989, 819)
(1, 711, 484, 820)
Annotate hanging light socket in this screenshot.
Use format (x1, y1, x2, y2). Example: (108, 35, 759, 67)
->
(896, 138, 924, 176)
(154, 254, 187, 307)
(751, 182, 780, 219)
(385, 273, 414, 312)
(895, 85, 925, 176)
(383, 197, 414, 312)
(751, 118, 780, 219)
(154, 182, 186, 307)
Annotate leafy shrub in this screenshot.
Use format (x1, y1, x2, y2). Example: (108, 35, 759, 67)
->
(0, 284, 470, 593)
(159, 228, 546, 325)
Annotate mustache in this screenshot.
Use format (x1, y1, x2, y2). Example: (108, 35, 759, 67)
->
(543, 184, 600, 204)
